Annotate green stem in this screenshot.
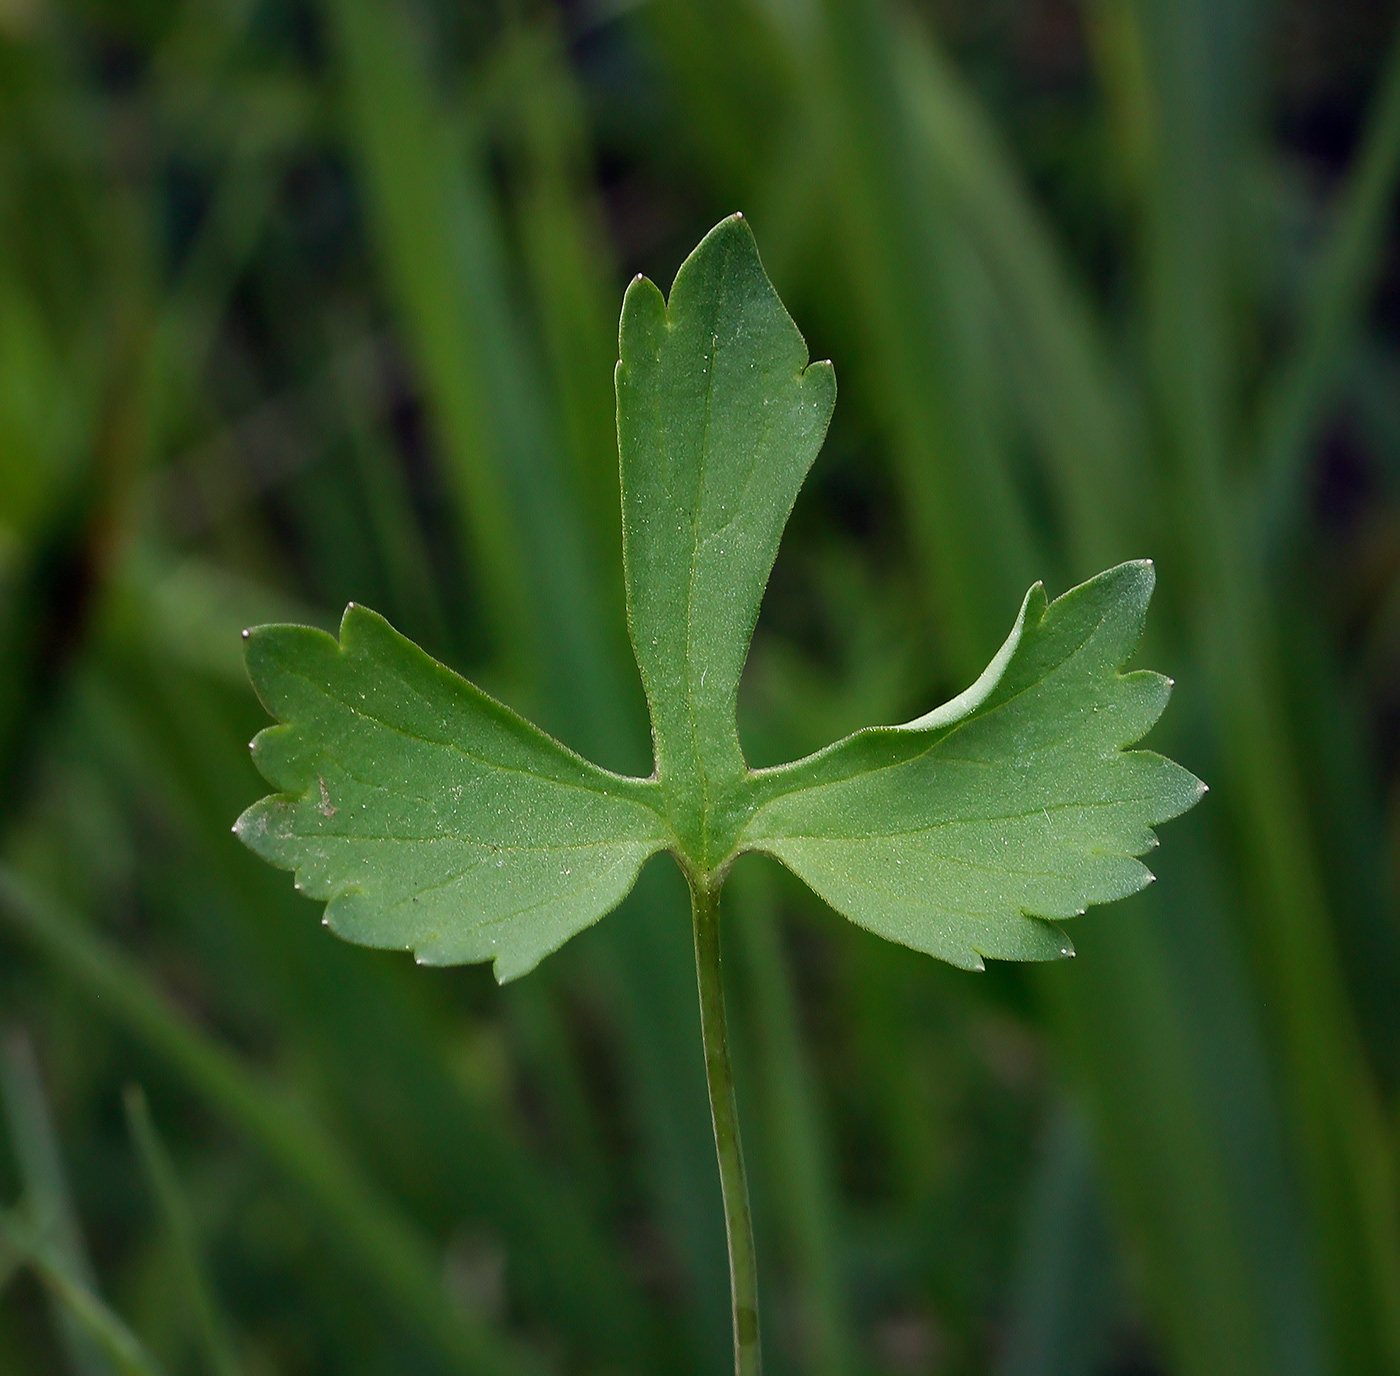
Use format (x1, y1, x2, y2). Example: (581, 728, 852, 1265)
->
(690, 873, 762, 1376)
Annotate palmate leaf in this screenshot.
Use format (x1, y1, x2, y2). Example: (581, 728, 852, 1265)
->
(236, 214, 1202, 980)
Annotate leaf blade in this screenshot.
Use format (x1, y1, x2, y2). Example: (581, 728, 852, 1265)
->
(617, 213, 835, 855)
(742, 562, 1204, 969)
(235, 605, 668, 981)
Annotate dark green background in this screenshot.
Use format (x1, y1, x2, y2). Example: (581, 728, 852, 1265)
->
(1, 0, 1399, 1373)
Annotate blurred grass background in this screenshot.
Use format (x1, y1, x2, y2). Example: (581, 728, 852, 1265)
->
(1, 0, 1399, 1372)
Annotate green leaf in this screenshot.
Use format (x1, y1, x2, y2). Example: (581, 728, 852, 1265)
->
(234, 605, 667, 981)
(741, 561, 1205, 970)
(236, 214, 1202, 981)
(617, 214, 835, 861)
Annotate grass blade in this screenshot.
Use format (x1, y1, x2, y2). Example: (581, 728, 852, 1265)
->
(0, 1030, 114, 1376)
(322, 0, 534, 679)
(1120, 0, 1400, 1363)
(1256, 14, 1400, 548)
(996, 1102, 1119, 1376)
(0, 1210, 164, 1376)
(889, 25, 1144, 570)
(123, 1086, 243, 1376)
(0, 866, 534, 1376)
(798, 0, 1038, 671)
(325, 0, 633, 763)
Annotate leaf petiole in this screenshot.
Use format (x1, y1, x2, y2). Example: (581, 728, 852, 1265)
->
(688, 869, 762, 1376)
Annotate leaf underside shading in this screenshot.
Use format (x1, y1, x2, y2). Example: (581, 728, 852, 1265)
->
(236, 214, 1203, 981)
